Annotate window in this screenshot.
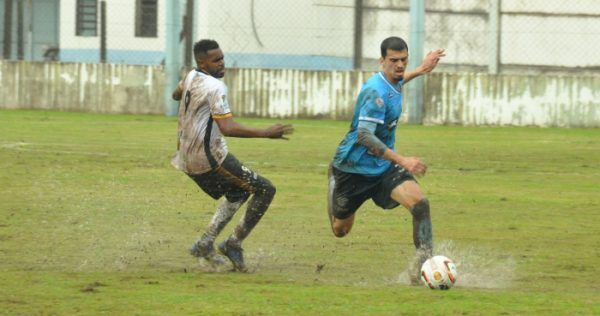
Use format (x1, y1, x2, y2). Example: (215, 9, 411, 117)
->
(76, 0, 98, 36)
(136, 0, 158, 37)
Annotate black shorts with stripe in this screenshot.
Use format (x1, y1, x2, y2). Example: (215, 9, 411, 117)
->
(328, 163, 416, 219)
(187, 154, 273, 203)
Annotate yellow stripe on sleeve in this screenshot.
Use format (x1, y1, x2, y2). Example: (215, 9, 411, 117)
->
(212, 113, 233, 119)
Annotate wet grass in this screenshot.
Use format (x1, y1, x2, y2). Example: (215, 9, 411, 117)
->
(1, 109, 599, 315)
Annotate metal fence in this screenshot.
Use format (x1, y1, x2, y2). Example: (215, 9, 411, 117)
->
(1, 0, 599, 73)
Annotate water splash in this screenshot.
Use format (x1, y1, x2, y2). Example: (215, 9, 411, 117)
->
(398, 240, 516, 289)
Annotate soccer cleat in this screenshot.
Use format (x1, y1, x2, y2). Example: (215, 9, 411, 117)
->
(409, 264, 422, 286)
(218, 239, 248, 272)
(409, 247, 431, 286)
(189, 239, 225, 266)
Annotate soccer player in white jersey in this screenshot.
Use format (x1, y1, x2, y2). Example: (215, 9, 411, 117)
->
(171, 39, 293, 272)
(328, 37, 445, 283)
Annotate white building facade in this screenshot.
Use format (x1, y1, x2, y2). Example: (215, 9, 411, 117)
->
(2, 0, 599, 72)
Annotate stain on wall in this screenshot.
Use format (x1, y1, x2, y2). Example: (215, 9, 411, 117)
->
(1, 61, 598, 127)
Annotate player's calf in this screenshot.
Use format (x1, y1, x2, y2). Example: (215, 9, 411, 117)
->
(410, 198, 433, 253)
(409, 198, 433, 284)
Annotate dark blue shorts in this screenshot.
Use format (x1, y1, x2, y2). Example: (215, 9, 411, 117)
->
(187, 154, 273, 203)
(328, 163, 416, 219)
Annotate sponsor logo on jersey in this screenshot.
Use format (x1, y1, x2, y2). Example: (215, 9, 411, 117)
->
(387, 119, 398, 130)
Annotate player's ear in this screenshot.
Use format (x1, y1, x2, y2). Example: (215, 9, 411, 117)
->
(197, 58, 206, 70)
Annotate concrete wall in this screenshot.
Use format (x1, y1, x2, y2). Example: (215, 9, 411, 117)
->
(0, 61, 164, 114)
(424, 73, 599, 127)
(1, 60, 598, 127)
(223, 68, 370, 119)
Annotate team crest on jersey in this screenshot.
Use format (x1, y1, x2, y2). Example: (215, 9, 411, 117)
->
(375, 97, 384, 107)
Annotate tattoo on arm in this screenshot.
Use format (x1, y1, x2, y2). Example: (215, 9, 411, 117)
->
(357, 127, 387, 157)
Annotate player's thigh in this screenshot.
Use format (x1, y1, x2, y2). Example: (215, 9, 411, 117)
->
(330, 186, 366, 220)
(218, 153, 274, 198)
(187, 171, 230, 200)
(390, 180, 425, 209)
(328, 166, 369, 220)
(372, 164, 415, 209)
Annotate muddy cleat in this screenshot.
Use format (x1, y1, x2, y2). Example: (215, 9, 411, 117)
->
(408, 260, 422, 286)
(409, 270, 421, 286)
(409, 247, 431, 285)
(218, 240, 248, 272)
(189, 239, 225, 266)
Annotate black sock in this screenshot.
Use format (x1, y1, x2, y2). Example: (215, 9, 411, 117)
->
(410, 198, 433, 255)
(229, 184, 276, 245)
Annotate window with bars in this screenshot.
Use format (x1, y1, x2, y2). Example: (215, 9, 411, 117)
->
(135, 0, 158, 37)
(76, 0, 98, 36)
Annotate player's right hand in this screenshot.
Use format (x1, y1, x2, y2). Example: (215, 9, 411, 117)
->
(266, 124, 294, 139)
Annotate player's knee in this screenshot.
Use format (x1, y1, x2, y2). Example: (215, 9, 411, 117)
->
(262, 182, 276, 198)
(332, 227, 349, 238)
(253, 177, 275, 197)
(332, 222, 352, 238)
(410, 198, 430, 219)
(227, 191, 250, 204)
(333, 230, 347, 238)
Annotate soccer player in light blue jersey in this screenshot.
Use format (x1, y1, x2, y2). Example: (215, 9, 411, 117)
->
(328, 36, 445, 283)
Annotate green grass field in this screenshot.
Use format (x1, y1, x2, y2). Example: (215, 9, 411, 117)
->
(1, 109, 598, 315)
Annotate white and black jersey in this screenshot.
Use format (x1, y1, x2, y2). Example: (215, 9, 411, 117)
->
(171, 70, 232, 175)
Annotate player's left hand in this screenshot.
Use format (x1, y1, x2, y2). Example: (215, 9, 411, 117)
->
(420, 49, 446, 73)
(400, 156, 427, 177)
(266, 124, 294, 140)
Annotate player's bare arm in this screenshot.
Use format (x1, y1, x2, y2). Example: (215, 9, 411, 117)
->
(357, 126, 387, 156)
(172, 80, 184, 101)
(215, 116, 293, 139)
(357, 125, 426, 176)
(403, 49, 446, 84)
(384, 150, 427, 176)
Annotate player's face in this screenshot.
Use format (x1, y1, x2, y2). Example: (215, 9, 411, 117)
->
(200, 48, 225, 78)
(380, 49, 408, 84)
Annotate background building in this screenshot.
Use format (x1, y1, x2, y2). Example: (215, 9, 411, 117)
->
(2, 0, 599, 73)
(1, 1, 598, 127)
(0, 0, 59, 61)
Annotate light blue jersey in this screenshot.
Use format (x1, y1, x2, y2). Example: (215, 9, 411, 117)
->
(332, 72, 403, 176)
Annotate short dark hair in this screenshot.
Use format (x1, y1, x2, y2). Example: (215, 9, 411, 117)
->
(193, 39, 220, 59)
(380, 37, 408, 57)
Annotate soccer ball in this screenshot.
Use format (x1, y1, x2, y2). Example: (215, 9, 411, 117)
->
(420, 255, 457, 290)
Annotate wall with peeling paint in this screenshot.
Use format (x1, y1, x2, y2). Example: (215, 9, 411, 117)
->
(0, 61, 164, 114)
(424, 73, 599, 127)
(1, 61, 598, 127)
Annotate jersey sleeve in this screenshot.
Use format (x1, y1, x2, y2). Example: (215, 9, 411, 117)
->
(209, 82, 233, 119)
(358, 88, 385, 125)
